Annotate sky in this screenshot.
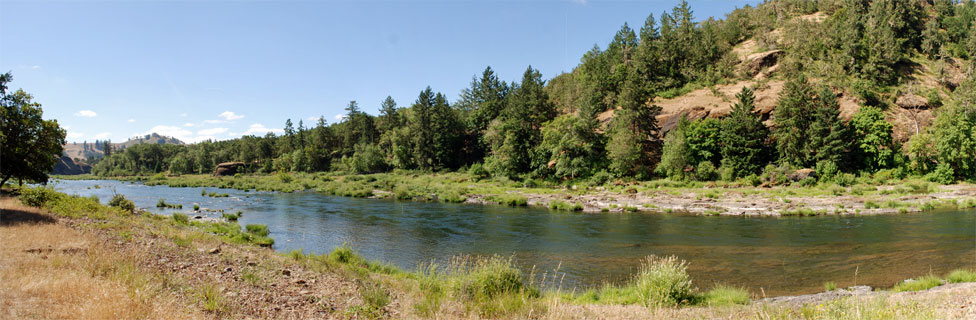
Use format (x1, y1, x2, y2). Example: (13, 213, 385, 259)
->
(1, 0, 760, 144)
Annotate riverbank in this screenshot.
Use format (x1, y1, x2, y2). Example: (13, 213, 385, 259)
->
(3, 187, 975, 319)
(57, 172, 976, 216)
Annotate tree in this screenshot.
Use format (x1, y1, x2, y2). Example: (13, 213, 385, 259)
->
(607, 73, 662, 179)
(103, 140, 112, 157)
(535, 114, 603, 180)
(656, 116, 692, 180)
(772, 75, 814, 167)
(931, 79, 976, 181)
(457, 66, 509, 134)
(410, 87, 436, 170)
(0, 72, 66, 186)
(850, 106, 895, 171)
(806, 85, 852, 168)
(921, 18, 946, 59)
(377, 96, 400, 134)
(485, 67, 555, 178)
(720, 87, 770, 179)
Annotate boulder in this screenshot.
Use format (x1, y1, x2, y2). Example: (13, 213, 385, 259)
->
(212, 162, 245, 176)
(788, 168, 817, 182)
(741, 50, 783, 77)
(895, 93, 930, 110)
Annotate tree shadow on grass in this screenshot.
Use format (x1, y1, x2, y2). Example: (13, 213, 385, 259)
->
(1, 208, 57, 226)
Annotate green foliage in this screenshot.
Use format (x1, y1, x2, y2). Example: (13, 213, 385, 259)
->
(703, 285, 750, 306)
(108, 194, 135, 213)
(632, 255, 694, 307)
(172, 213, 190, 225)
(815, 160, 840, 183)
(824, 281, 837, 291)
(930, 80, 976, 181)
(720, 87, 769, 179)
(656, 116, 691, 180)
(892, 275, 943, 292)
(548, 200, 584, 212)
(245, 224, 270, 237)
(773, 75, 815, 167)
(0, 73, 67, 186)
(946, 269, 976, 284)
(19, 186, 61, 207)
(350, 143, 388, 174)
(535, 114, 603, 180)
(851, 106, 895, 171)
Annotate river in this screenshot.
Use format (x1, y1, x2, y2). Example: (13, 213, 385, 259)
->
(51, 179, 976, 296)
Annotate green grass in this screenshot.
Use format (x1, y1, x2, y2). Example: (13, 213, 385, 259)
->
(702, 285, 750, 306)
(946, 269, 976, 283)
(892, 275, 943, 292)
(172, 213, 190, 224)
(156, 198, 182, 209)
(824, 281, 837, 291)
(548, 200, 583, 212)
(197, 283, 225, 313)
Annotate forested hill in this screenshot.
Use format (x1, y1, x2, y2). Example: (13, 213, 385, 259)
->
(92, 0, 976, 184)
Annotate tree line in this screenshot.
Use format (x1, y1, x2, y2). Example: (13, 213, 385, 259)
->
(86, 0, 975, 183)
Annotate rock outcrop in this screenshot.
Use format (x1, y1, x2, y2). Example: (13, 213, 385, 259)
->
(213, 162, 245, 176)
(51, 156, 91, 175)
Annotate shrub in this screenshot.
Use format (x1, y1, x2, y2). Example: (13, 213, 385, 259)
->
(703, 285, 750, 306)
(927, 163, 955, 184)
(454, 256, 527, 300)
(468, 163, 489, 180)
(892, 275, 943, 292)
(815, 160, 839, 183)
(245, 224, 270, 237)
(19, 186, 60, 207)
(549, 200, 583, 212)
(193, 204, 200, 211)
(824, 281, 837, 291)
(108, 194, 135, 213)
(834, 173, 857, 187)
(633, 255, 694, 307)
(222, 212, 239, 221)
(694, 161, 717, 181)
(172, 213, 190, 225)
(946, 269, 976, 283)
(590, 170, 612, 186)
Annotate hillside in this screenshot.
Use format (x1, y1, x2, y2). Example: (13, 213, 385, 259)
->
(62, 133, 184, 161)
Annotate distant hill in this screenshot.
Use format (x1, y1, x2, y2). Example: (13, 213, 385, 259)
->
(62, 133, 185, 162)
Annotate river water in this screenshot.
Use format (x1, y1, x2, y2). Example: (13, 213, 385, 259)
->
(52, 179, 976, 296)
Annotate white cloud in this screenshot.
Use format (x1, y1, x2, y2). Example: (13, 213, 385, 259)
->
(218, 111, 244, 121)
(334, 114, 347, 121)
(127, 118, 135, 123)
(145, 125, 193, 142)
(67, 132, 83, 139)
(180, 113, 188, 117)
(74, 110, 97, 117)
(93, 132, 112, 139)
(243, 123, 283, 136)
(31, 65, 41, 69)
(197, 127, 228, 136)
(183, 123, 194, 127)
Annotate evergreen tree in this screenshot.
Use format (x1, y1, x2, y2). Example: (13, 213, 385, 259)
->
(485, 67, 555, 178)
(103, 140, 112, 157)
(607, 73, 662, 179)
(806, 85, 852, 168)
(720, 87, 770, 179)
(773, 75, 814, 167)
(410, 87, 436, 170)
(377, 96, 400, 134)
(655, 116, 691, 180)
(535, 114, 603, 180)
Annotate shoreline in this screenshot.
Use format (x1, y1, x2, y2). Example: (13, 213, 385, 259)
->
(3, 188, 975, 319)
(54, 173, 976, 217)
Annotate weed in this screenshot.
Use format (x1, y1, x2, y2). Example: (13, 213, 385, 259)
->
(892, 275, 943, 292)
(824, 281, 837, 291)
(172, 213, 190, 225)
(632, 255, 694, 307)
(703, 285, 750, 306)
(946, 269, 976, 283)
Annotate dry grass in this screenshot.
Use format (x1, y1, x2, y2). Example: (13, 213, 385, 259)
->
(0, 197, 199, 319)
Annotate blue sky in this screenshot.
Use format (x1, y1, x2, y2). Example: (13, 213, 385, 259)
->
(1, 0, 759, 144)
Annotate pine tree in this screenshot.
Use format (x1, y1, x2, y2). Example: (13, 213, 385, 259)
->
(607, 73, 662, 179)
(410, 87, 436, 170)
(773, 75, 814, 167)
(377, 96, 399, 134)
(656, 116, 691, 180)
(720, 87, 770, 179)
(484, 67, 555, 178)
(806, 85, 852, 168)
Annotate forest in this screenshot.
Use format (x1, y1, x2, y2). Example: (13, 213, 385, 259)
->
(91, 0, 976, 185)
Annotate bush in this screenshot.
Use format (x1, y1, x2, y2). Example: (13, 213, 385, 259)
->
(694, 161, 717, 181)
(590, 170, 612, 185)
(468, 163, 489, 180)
(172, 213, 190, 225)
(892, 275, 943, 292)
(834, 173, 857, 187)
(946, 269, 976, 283)
(548, 200, 583, 212)
(222, 212, 239, 221)
(245, 224, 270, 237)
(454, 256, 528, 300)
(815, 160, 839, 183)
(108, 194, 135, 213)
(927, 163, 955, 184)
(824, 281, 837, 291)
(19, 186, 60, 207)
(633, 255, 694, 307)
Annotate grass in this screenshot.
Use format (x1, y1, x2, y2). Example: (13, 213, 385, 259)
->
(702, 285, 750, 306)
(156, 198, 182, 209)
(892, 275, 943, 292)
(172, 212, 190, 224)
(824, 281, 837, 291)
(549, 200, 583, 212)
(946, 269, 976, 283)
